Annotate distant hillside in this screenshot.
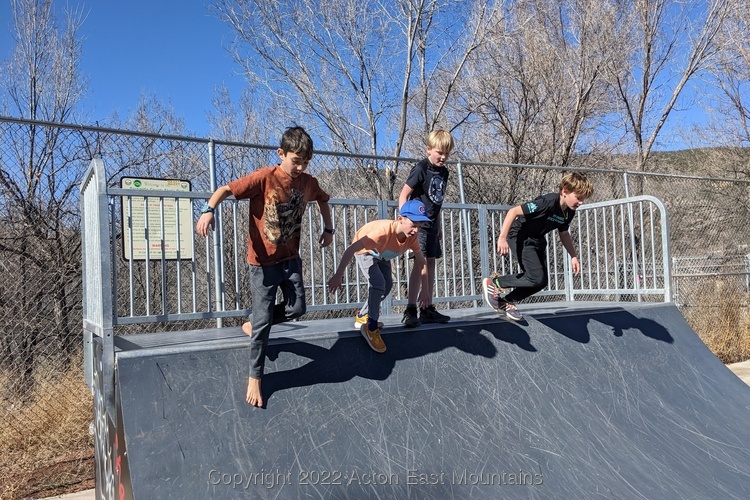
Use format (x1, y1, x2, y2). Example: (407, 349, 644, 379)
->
(648, 148, 750, 179)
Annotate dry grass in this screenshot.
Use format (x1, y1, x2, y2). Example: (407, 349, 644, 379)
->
(0, 360, 94, 499)
(691, 314, 750, 364)
(683, 287, 750, 364)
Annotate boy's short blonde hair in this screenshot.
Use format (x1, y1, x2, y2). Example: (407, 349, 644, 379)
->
(560, 172, 594, 199)
(427, 129, 454, 152)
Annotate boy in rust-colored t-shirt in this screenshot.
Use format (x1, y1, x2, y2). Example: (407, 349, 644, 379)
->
(327, 200, 429, 353)
(196, 126, 333, 408)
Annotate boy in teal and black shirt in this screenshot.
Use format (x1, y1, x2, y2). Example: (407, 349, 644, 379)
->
(483, 172, 594, 321)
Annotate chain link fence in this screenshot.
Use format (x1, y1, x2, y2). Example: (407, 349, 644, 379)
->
(1, 116, 749, 497)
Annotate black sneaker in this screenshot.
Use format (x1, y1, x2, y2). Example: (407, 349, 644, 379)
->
(402, 305, 421, 328)
(420, 305, 450, 323)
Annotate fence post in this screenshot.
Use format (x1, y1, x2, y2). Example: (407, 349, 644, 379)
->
(208, 140, 223, 328)
(564, 246, 574, 301)
(457, 161, 479, 305)
(623, 172, 630, 198)
(627, 200, 641, 302)
(80, 158, 116, 416)
(660, 201, 673, 303)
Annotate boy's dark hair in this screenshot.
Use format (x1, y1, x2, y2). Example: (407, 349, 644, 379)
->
(280, 126, 314, 160)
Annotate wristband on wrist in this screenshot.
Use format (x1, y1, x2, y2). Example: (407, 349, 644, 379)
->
(323, 227, 335, 234)
(200, 202, 215, 214)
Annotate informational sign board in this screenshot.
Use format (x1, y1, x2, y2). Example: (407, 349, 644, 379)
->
(120, 177, 193, 260)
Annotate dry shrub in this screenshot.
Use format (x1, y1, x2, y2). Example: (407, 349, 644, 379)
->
(683, 281, 750, 364)
(0, 360, 94, 499)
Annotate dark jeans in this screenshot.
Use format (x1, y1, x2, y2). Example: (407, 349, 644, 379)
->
(355, 253, 393, 321)
(497, 237, 548, 303)
(248, 258, 305, 378)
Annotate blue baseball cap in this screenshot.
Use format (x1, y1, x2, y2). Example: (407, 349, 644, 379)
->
(399, 200, 431, 222)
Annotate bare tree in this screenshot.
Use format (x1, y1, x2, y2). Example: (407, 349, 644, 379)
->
(207, 84, 276, 186)
(208, 84, 271, 145)
(702, 1, 750, 179)
(390, 0, 489, 149)
(611, 0, 733, 188)
(461, 0, 625, 169)
(0, 0, 87, 395)
(211, 0, 483, 199)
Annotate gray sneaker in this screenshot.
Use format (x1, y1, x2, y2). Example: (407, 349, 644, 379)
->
(482, 276, 503, 312)
(482, 276, 522, 321)
(498, 297, 523, 321)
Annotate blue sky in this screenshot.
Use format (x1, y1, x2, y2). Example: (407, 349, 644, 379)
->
(0, 0, 245, 137)
(0, 1, 721, 150)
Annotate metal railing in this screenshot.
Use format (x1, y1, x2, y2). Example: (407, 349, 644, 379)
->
(81, 159, 671, 341)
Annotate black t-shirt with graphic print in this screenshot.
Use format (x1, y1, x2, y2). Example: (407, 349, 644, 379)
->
(508, 192, 575, 241)
(405, 158, 449, 225)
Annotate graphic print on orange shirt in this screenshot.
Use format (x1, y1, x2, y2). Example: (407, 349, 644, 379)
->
(263, 187, 305, 245)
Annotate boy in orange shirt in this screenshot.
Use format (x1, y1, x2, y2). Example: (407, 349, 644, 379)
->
(327, 200, 429, 352)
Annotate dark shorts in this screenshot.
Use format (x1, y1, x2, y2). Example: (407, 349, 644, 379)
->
(418, 223, 442, 259)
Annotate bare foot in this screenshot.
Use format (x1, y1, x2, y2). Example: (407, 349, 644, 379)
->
(242, 322, 253, 337)
(246, 377, 263, 407)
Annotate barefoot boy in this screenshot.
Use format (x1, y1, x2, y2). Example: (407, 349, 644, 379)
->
(196, 126, 333, 407)
(482, 172, 594, 321)
(327, 200, 430, 352)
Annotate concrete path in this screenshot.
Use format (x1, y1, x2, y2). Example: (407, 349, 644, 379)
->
(728, 359, 750, 385)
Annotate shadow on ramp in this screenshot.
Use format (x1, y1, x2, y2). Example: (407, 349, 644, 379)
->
(264, 325, 499, 402)
(534, 305, 674, 343)
(112, 302, 750, 499)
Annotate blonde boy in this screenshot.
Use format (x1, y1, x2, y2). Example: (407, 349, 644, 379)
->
(398, 129, 454, 326)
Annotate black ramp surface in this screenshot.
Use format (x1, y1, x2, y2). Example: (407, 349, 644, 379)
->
(116, 302, 750, 499)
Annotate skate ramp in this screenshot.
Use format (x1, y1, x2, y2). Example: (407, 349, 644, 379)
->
(114, 301, 750, 499)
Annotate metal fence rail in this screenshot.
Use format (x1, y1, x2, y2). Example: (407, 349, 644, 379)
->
(90, 159, 672, 326)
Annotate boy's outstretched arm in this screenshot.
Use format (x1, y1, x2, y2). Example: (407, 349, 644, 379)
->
(497, 205, 523, 254)
(326, 239, 366, 292)
(196, 185, 233, 237)
(317, 200, 334, 247)
(398, 184, 413, 208)
(558, 230, 580, 275)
